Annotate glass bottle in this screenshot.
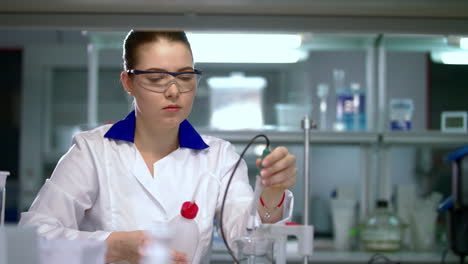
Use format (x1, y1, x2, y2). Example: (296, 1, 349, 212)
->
(350, 82, 366, 131)
(361, 200, 404, 252)
(333, 69, 346, 131)
(317, 83, 329, 131)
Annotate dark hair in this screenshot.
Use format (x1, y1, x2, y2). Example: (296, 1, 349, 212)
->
(122, 30, 192, 71)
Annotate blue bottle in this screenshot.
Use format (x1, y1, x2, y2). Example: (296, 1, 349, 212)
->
(350, 83, 366, 131)
(336, 83, 365, 131)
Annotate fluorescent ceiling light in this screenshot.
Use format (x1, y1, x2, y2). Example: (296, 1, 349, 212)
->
(447, 35, 468, 50)
(460, 37, 468, 49)
(186, 33, 307, 63)
(433, 51, 468, 65)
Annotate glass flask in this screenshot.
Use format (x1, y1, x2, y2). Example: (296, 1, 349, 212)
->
(234, 235, 274, 264)
(360, 200, 405, 252)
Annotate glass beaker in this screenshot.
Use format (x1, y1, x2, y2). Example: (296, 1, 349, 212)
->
(234, 236, 274, 264)
(0, 171, 10, 226)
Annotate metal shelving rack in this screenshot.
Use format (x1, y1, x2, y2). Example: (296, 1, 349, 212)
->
(200, 129, 468, 221)
(383, 131, 468, 146)
(200, 129, 468, 146)
(39, 31, 468, 223)
(198, 129, 379, 145)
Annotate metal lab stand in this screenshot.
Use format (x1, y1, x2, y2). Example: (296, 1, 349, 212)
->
(301, 115, 314, 264)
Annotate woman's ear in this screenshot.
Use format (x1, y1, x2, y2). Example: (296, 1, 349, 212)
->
(121, 71, 134, 96)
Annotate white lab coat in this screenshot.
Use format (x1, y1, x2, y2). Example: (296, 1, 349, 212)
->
(19, 123, 293, 263)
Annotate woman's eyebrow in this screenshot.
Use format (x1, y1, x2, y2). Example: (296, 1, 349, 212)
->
(177, 66, 195, 72)
(143, 67, 194, 72)
(143, 67, 166, 72)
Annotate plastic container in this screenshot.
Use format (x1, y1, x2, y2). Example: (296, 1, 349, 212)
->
(168, 201, 200, 263)
(331, 199, 357, 251)
(207, 72, 266, 130)
(275, 104, 312, 130)
(333, 69, 346, 131)
(142, 222, 172, 264)
(317, 83, 329, 131)
(333, 69, 346, 91)
(0, 171, 9, 226)
(141, 242, 170, 264)
(389, 99, 414, 131)
(360, 200, 404, 252)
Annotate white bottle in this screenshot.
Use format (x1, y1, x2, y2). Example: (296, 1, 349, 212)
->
(141, 222, 172, 264)
(141, 243, 170, 264)
(317, 83, 329, 131)
(350, 82, 361, 131)
(333, 69, 346, 131)
(168, 201, 200, 263)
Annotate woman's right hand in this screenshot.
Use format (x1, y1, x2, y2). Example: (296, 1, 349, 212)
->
(105, 230, 150, 264)
(105, 231, 189, 264)
(169, 249, 188, 264)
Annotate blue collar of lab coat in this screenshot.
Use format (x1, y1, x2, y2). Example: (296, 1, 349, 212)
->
(104, 110, 209, 150)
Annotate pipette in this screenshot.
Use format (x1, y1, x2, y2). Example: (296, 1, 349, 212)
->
(246, 148, 271, 233)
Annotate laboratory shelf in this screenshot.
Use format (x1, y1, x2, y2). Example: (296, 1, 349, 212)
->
(198, 128, 379, 145)
(42, 130, 376, 165)
(41, 130, 468, 165)
(200, 128, 468, 146)
(382, 131, 468, 146)
(308, 131, 378, 145)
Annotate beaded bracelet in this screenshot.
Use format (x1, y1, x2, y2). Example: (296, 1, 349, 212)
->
(260, 192, 286, 219)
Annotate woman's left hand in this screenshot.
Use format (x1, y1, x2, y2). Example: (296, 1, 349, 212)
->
(256, 146, 297, 191)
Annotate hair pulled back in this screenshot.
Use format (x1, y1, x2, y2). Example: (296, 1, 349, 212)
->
(122, 30, 192, 71)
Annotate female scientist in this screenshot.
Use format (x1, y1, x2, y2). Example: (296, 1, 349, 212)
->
(19, 31, 297, 264)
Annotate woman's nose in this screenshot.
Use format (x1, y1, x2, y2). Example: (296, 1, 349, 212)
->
(164, 81, 181, 98)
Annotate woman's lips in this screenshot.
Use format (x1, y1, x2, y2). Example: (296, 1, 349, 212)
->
(163, 105, 181, 112)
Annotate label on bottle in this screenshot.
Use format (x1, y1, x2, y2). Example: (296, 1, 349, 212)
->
(336, 90, 366, 131)
(390, 120, 411, 131)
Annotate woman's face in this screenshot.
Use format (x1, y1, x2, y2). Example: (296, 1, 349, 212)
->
(122, 39, 196, 129)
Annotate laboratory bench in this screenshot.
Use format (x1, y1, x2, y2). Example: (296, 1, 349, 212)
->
(2, 225, 459, 264)
(209, 239, 461, 264)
